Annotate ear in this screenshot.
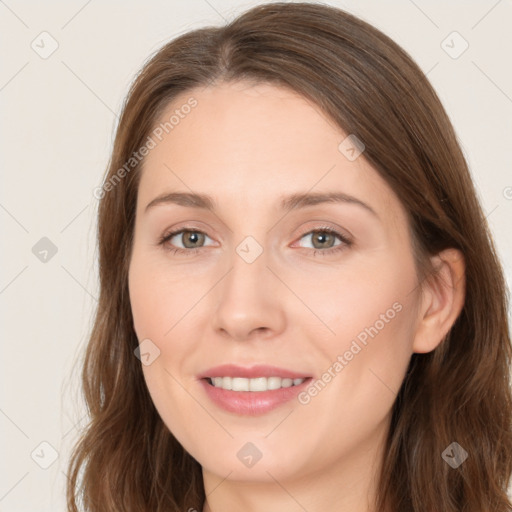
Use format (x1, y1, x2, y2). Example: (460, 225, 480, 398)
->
(412, 248, 466, 354)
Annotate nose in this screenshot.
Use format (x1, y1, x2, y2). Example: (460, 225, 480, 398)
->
(211, 247, 286, 342)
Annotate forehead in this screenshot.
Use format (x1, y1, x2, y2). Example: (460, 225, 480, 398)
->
(136, 81, 403, 226)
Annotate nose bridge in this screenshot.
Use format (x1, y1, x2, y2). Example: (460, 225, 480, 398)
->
(229, 236, 269, 294)
(212, 235, 285, 340)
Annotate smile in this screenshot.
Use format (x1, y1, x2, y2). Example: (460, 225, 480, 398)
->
(198, 363, 313, 415)
(207, 376, 306, 392)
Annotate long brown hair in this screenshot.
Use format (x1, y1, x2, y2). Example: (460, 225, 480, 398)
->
(66, 2, 512, 510)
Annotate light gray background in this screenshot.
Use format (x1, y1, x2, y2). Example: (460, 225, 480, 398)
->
(1, 1, 511, 510)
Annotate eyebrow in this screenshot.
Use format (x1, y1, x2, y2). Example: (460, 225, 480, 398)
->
(144, 191, 378, 218)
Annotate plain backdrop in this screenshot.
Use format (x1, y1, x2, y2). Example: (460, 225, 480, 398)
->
(1, 0, 511, 510)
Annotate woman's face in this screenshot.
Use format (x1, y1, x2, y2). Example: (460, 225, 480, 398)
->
(128, 81, 424, 487)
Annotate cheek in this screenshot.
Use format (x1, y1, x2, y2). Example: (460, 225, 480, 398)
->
(301, 251, 418, 405)
(128, 258, 207, 424)
(128, 250, 208, 396)
(128, 249, 207, 341)
(300, 250, 417, 351)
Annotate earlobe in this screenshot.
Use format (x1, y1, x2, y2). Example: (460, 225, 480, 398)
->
(412, 248, 466, 354)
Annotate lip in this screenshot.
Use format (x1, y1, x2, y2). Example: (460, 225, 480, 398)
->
(197, 363, 311, 380)
(197, 364, 313, 416)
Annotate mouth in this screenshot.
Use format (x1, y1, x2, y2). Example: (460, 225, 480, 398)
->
(204, 376, 307, 391)
(198, 364, 313, 416)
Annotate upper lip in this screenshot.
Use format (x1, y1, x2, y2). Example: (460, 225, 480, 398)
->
(198, 364, 312, 380)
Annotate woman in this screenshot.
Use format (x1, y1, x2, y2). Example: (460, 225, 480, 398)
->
(67, 2, 512, 511)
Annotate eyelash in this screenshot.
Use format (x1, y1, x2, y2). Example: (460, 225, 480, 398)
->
(157, 226, 352, 258)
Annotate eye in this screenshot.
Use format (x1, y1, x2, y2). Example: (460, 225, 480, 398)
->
(294, 227, 352, 256)
(158, 228, 215, 255)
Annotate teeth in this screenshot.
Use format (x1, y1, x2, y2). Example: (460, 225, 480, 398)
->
(209, 376, 306, 392)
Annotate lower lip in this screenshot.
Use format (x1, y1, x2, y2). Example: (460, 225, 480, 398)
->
(199, 378, 312, 416)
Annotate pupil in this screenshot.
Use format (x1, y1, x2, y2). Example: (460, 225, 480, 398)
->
(314, 231, 332, 248)
(185, 231, 202, 248)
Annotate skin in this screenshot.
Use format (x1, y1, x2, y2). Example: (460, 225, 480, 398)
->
(128, 81, 465, 512)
